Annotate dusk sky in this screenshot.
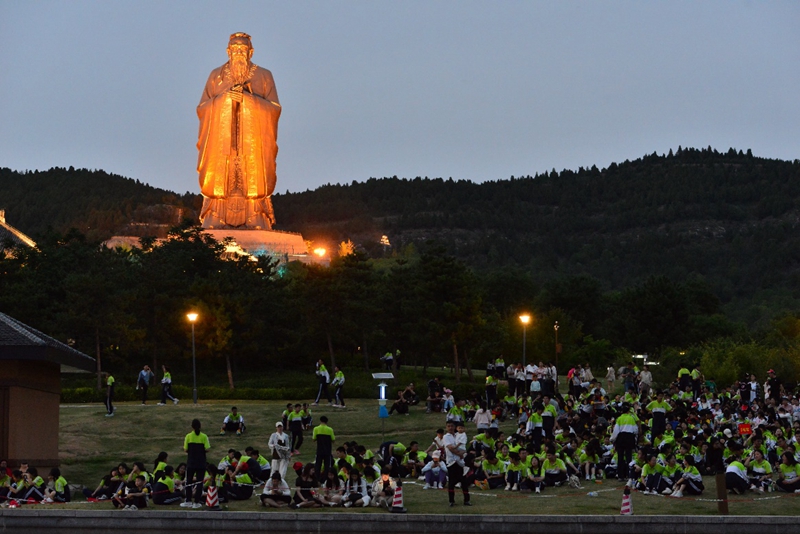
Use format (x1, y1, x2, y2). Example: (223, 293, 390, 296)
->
(1, 1, 798, 195)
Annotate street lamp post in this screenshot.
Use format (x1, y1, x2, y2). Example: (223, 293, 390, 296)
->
(519, 314, 531, 369)
(187, 312, 198, 404)
(372, 372, 393, 443)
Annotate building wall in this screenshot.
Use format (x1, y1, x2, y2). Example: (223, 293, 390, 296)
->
(0, 360, 60, 468)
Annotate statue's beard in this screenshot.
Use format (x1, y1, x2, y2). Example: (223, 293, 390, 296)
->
(230, 56, 250, 85)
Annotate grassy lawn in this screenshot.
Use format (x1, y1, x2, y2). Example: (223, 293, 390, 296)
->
(57, 399, 799, 515)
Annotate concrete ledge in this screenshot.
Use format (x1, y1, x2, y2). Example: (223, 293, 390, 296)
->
(2, 510, 800, 534)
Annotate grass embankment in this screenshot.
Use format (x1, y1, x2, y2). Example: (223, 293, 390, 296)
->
(58, 399, 799, 515)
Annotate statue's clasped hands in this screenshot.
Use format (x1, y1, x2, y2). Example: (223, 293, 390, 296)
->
(229, 85, 244, 103)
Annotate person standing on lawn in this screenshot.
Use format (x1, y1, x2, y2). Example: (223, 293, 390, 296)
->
(332, 366, 346, 408)
(444, 420, 471, 507)
(313, 359, 332, 406)
(105, 372, 116, 417)
(269, 422, 292, 479)
(136, 365, 155, 405)
(180, 419, 210, 508)
(158, 365, 179, 406)
(313, 416, 335, 476)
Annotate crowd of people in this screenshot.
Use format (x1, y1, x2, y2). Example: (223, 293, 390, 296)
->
(3, 359, 800, 511)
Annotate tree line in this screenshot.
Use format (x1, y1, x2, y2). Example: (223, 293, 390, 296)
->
(3, 222, 800, 392)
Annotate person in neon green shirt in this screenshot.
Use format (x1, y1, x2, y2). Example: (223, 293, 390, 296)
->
(542, 448, 568, 487)
(775, 451, 800, 493)
(222, 465, 254, 500)
(485, 374, 498, 406)
(220, 406, 245, 435)
(313, 415, 336, 475)
(579, 438, 603, 481)
(105, 372, 116, 417)
(639, 454, 668, 494)
(504, 452, 528, 491)
(152, 466, 183, 505)
(478, 450, 506, 489)
(22, 467, 46, 502)
(331, 366, 346, 408)
(725, 442, 750, 494)
(669, 456, 704, 497)
(745, 449, 772, 492)
(158, 364, 179, 405)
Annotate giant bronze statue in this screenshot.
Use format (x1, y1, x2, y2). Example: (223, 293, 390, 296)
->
(197, 32, 281, 229)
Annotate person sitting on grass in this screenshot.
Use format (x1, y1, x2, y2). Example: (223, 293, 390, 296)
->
(504, 452, 528, 491)
(152, 466, 183, 505)
(260, 471, 291, 508)
(524, 456, 546, 494)
(220, 407, 245, 436)
(637, 454, 667, 495)
(371, 466, 396, 508)
(124, 475, 150, 510)
(342, 469, 370, 507)
(402, 442, 425, 478)
(426, 390, 444, 414)
(724, 442, 750, 495)
(291, 463, 321, 509)
(775, 451, 800, 493)
(669, 456, 704, 498)
(43, 468, 70, 503)
(112, 475, 149, 510)
(152, 452, 168, 482)
(542, 447, 568, 487)
(222, 464, 254, 501)
(217, 448, 238, 471)
(402, 382, 419, 405)
(580, 438, 603, 482)
(128, 462, 151, 486)
(5, 470, 28, 503)
(389, 390, 409, 415)
(243, 449, 265, 484)
(22, 467, 46, 502)
(476, 450, 506, 490)
(744, 449, 772, 493)
(0, 468, 11, 502)
(318, 470, 344, 506)
(82, 469, 118, 500)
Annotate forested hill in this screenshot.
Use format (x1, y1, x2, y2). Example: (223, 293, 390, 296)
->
(2, 147, 800, 320)
(275, 147, 800, 320)
(0, 166, 200, 240)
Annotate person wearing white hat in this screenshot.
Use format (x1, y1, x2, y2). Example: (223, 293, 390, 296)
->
(420, 450, 447, 489)
(269, 422, 292, 480)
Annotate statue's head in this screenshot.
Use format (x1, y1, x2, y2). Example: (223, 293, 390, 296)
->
(227, 32, 254, 63)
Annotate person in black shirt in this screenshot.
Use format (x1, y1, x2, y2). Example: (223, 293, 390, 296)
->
(291, 463, 321, 508)
(767, 369, 782, 403)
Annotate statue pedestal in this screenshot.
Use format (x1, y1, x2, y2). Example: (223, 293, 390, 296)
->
(204, 228, 306, 256)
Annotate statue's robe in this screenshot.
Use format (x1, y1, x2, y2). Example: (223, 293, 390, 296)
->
(197, 62, 281, 229)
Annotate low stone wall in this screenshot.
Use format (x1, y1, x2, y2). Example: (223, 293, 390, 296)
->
(2, 510, 800, 534)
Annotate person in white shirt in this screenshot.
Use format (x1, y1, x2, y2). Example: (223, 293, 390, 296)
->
(473, 401, 491, 431)
(260, 472, 291, 507)
(268, 422, 292, 479)
(443, 421, 470, 507)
